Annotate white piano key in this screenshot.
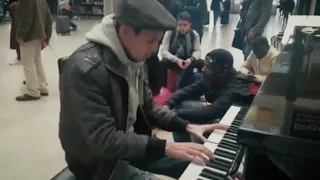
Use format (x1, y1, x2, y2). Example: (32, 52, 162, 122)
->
(219, 106, 241, 125)
(179, 163, 207, 180)
(207, 105, 241, 144)
(207, 133, 224, 144)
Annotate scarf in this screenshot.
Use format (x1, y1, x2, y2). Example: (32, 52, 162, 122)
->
(169, 29, 194, 59)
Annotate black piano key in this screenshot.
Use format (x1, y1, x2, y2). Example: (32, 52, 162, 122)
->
(218, 141, 238, 151)
(209, 157, 233, 166)
(214, 148, 236, 159)
(199, 171, 225, 180)
(202, 167, 226, 176)
(231, 120, 241, 125)
(224, 134, 238, 141)
(226, 132, 238, 137)
(220, 139, 239, 149)
(206, 161, 230, 172)
(197, 178, 206, 180)
(229, 126, 239, 131)
(227, 128, 237, 134)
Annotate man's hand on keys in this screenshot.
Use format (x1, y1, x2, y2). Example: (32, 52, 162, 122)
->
(186, 124, 230, 142)
(165, 142, 212, 166)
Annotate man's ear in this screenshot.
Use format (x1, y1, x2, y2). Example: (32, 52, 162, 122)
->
(119, 24, 132, 36)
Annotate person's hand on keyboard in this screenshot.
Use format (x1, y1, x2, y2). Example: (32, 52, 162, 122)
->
(186, 124, 229, 142)
(165, 141, 212, 166)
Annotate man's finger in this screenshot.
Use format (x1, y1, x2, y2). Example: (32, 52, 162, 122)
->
(192, 156, 206, 166)
(208, 123, 229, 131)
(189, 144, 213, 159)
(195, 133, 207, 142)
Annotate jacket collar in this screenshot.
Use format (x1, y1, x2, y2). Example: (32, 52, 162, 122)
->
(102, 46, 129, 79)
(102, 46, 148, 83)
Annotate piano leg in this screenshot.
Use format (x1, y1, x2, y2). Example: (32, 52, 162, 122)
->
(242, 148, 291, 180)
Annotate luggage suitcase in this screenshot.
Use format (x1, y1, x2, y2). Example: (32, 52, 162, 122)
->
(56, 8, 70, 35)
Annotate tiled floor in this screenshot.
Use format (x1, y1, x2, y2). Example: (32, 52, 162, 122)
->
(0, 14, 282, 180)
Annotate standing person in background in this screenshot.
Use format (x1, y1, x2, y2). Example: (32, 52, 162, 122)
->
(239, 0, 273, 59)
(282, 0, 295, 25)
(8, 0, 20, 65)
(184, 0, 206, 41)
(221, 0, 231, 26)
(210, 0, 222, 27)
(15, 0, 52, 101)
(59, 0, 77, 31)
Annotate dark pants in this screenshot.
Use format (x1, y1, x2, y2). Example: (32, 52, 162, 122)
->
(61, 9, 77, 30)
(160, 58, 204, 89)
(16, 47, 21, 60)
(213, 10, 221, 26)
(66, 154, 189, 180)
(145, 54, 162, 95)
(172, 101, 206, 142)
(243, 42, 253, 60)
(192, 22, 204, 42)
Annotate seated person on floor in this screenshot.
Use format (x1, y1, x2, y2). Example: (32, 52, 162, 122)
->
(239, 36, 279, 83)
(160, 11, 204, 89)
(146, 52, 162, 96)
(163, 49, 248, 142)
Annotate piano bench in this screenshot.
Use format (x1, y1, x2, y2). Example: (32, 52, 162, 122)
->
(51, 167, 76, 180)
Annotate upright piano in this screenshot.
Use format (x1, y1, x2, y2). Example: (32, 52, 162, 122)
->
(238, 26, 320, 180)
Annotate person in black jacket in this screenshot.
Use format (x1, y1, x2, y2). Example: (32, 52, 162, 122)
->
(163, 49, 247, 142)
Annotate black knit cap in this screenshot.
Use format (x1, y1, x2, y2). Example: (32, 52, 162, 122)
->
(205, 49, 234, 72)
(114, 0, 177, 30)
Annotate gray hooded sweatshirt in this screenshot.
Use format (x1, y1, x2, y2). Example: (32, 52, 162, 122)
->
(85, 15, 143, 132)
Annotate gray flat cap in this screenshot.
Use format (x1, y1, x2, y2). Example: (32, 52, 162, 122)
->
(114, 0, 177, 30)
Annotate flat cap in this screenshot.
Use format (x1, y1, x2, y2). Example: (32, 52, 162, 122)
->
(114, 0, 177, 30)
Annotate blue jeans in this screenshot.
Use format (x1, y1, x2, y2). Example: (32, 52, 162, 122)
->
(172, 101, 205, 142)
(243, 42, 253, 60)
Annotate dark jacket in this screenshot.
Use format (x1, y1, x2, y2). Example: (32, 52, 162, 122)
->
(240, 0, 273, 37)
(16, 0, 52, 42)
(9, 1, 18, 50)
(59, 42, 188, 178)
(184, 0, 206, 35)
(210, 0, 222, 11)
(165, 70, 248, 122)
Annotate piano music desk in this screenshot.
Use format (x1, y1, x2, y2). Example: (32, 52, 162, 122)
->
(282, 15, 320, 45)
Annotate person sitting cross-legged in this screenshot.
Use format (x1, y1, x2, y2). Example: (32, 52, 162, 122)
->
(163, 49, 248, 142)
(239, 36, 279, 83)
(160, 11, 204, 89)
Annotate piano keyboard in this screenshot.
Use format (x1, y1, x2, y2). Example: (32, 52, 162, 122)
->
(179, 105, 248, 180)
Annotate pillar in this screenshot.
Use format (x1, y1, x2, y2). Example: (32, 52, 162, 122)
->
(104, 0, 118, 16)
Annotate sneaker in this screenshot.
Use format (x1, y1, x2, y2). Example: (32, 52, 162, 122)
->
(9, 59, 21, 66)
(16, 94, 40, 101)
(40, 92, 49, 96)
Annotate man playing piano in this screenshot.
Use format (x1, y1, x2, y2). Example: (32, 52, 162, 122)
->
(163, 49, 248, 142)
(58, 0, 230, 179)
